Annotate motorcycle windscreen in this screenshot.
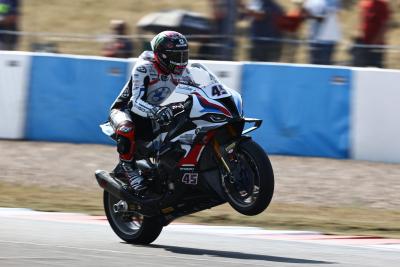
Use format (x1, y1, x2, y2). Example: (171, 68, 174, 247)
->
(188, 64, 232, 100)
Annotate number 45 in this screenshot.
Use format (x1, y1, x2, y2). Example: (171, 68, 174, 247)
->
(182, 173, 198, 185)
(212, 85, 227, 97)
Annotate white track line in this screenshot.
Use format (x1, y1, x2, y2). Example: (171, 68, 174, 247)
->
(1, 208, 399, 251)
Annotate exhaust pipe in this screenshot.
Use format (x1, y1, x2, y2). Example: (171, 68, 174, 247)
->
(95, 170, 145, 204)
(94, 170, 161, 209)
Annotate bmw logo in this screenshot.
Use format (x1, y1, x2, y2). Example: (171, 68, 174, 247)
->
(148, 87, 171, 103)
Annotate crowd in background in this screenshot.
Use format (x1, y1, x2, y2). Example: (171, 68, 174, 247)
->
(99, 0, 393, 68)
(101, 20, 134, 58)
(212, 0, 391, 68)
(0, 0, 394, 68)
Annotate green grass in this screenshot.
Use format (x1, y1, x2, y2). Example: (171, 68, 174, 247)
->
(0, 181, 104, 214)
(2, 181, 399, 238)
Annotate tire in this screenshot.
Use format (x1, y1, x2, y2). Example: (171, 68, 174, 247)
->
(223, 139, 274, 216)
(103, 191, 163, 244)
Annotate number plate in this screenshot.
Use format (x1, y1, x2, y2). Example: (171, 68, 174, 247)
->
(203, 83, 232, 100)
(182, 173, 199, 185)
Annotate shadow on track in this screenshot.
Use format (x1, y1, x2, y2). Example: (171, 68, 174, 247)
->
(148, 244, 335, 264)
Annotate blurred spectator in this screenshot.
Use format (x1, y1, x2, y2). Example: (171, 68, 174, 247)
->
(302, 0, 342, 65)
(278, 0, 306, 62)
(351, 0, 391, 68)
(246, 0, 285, 62)
(204, 0, 243, 60)
(0, 0, 20, 50)
(279, 0, 305, 33)
(210, 0, 229, 36)
(102, 20, 133, 58)
(196, 0, 225, 60)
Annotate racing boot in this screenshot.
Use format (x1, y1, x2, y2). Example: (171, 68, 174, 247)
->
(110, 114, 147, 194)
(114, 160, 148, 194)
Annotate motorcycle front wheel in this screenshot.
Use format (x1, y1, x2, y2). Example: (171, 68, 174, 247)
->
(223, 139, 274, 216)
(103, 191, 163, 244)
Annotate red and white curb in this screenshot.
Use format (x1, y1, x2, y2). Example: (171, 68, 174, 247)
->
(1, 208, 399, 251)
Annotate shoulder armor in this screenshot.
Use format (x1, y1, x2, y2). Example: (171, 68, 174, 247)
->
(132, 60, 155, 75)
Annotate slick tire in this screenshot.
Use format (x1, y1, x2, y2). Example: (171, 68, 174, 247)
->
(225, 139, 274, 216)
(103, 191, 163, 245)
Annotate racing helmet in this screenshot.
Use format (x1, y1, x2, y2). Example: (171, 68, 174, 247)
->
(151, 31, 189, 75)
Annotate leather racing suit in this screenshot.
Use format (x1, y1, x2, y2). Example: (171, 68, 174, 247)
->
(109, 50, 193, 164)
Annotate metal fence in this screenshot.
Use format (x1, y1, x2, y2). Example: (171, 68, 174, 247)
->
(1, 30, 400, 69)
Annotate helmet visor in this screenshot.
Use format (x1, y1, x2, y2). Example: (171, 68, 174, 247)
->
(167, 50, 189, 66)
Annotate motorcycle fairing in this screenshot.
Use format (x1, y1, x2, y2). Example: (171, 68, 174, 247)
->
(191, 91, 232, 118)
(177, 131, 216, 167)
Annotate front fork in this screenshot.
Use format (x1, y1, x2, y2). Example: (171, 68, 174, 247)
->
(213, 139, 232, 175)
(212, 126, 241, 184)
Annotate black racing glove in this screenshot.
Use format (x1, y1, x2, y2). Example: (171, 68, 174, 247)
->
(155, 103, 185, 126)
(155, 106, 174, 126)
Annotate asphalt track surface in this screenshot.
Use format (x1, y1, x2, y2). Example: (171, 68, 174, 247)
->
(0, 209, 399, 267)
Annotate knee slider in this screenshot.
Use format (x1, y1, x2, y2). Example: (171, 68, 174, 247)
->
(116, 121, 134, 136)
(115, 122, 135, 155)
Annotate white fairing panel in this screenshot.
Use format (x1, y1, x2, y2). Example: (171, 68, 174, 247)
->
(172, 63, 242, 147)
(230, 89, 243, 116)
(189, 93, 206, 118)
(174, 83, 196, 96)
(201, 83, 232, 100)
(167, 62, 242, 106)
(189, 66, 232, 100)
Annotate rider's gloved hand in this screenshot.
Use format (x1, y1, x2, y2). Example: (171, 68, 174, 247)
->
(154, 106, 174, 126)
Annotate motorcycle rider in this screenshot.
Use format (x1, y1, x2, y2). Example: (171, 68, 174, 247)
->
(108, 31, 193, 195)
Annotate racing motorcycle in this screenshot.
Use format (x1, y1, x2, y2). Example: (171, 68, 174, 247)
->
(95, 63, 274, 244)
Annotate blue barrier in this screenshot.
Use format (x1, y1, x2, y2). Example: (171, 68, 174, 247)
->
(24, 54, 351, 159)
(26, 55, 130, 144)
(242, 63, 351, 158)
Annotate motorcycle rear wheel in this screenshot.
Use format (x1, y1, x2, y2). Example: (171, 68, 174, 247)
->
(103, 191, 163, 244)
(223, 139, 274, 216)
